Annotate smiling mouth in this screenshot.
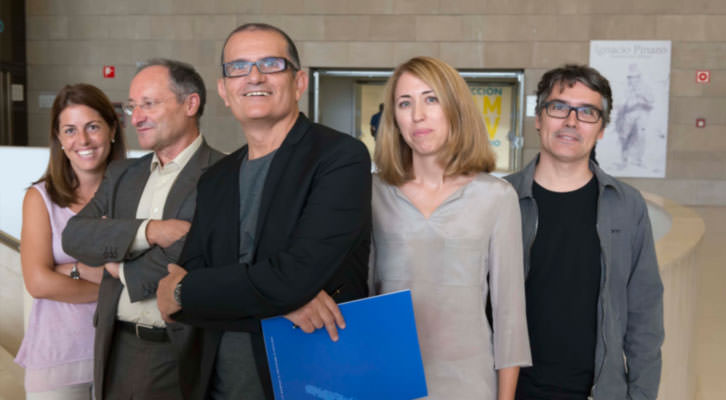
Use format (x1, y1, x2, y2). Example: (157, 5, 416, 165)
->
(77, 149, 95, 157)
(555, 131, 581, 142)
(244, 91, 271, 97)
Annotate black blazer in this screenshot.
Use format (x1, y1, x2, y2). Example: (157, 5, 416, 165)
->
(174, 114, 372, 399)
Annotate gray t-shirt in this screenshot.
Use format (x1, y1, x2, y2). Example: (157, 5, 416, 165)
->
(238, 150, 276, 264)
(212, 150, 276, 400)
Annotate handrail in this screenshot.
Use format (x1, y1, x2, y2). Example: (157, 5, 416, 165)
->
(0, 229, 19, 252)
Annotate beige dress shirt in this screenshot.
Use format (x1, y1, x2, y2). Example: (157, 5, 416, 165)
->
(116, 135, 202, 327)
(371, 173, 532, 399)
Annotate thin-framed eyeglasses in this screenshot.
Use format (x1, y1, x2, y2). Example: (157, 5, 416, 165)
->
(122, 97, 174, 116)
(222, 57, 298, 78)
(542, 100, 603, 124)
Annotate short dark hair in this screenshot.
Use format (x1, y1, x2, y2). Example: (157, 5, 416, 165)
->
(40, 83, 127, 207)
(220, 23, 301, 70)
(536, 64, 613, 126)
(136, 58, 206, 125)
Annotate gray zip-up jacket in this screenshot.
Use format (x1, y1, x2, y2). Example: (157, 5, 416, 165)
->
(505, 156, 664, 400)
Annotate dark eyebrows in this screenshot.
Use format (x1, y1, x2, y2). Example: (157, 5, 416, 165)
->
(227, 56, 280, 63)
(549, 98, 599, 109)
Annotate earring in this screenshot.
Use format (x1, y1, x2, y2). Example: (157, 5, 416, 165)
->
(61, 146, 65, 150)
(111, 138, 115, 144)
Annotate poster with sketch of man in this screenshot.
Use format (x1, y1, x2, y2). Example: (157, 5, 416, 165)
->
(590, 40, 671, 178)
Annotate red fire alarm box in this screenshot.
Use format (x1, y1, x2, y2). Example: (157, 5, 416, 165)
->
(103, 66, 116, 78)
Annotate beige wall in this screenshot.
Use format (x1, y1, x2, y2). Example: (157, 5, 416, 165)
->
(25, 0, 726, 205)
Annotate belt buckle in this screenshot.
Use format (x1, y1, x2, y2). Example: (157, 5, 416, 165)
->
(135, 322, 154, 338)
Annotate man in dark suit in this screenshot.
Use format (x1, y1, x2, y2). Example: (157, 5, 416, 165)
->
(156, 23, 371, 399)
(62, 59, 224, 400)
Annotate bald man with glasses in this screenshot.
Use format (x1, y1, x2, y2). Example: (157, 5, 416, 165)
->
(63, 58, 223, 400)
(156, 23, 371, 400)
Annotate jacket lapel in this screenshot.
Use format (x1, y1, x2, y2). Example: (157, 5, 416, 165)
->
(163, 141, 211, 219)
(115, 155, 152, 218)
(254, 114, 309, 241)
(207, 147, 246, 265)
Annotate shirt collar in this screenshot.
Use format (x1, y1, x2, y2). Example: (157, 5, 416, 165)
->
(515, 153, 620, 199)
(150, 134, 203, 173)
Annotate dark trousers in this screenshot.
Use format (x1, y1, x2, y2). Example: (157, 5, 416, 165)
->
(103, 325, 182, 400)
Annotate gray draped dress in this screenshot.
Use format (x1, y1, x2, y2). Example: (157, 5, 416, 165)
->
(370, 173, 532, 399)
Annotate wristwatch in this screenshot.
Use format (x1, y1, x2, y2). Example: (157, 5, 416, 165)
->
(70, 262, 80, 280)
(173, 282, 182, 306)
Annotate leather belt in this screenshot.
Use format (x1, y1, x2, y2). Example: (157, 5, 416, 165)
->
(116, 320, 169, 342)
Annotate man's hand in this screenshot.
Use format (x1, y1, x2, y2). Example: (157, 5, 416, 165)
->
(284, 290, 345, 342)
(146, 219, 191, 248)
(104, 262, 120, 279)
(156, 263, 187, 322)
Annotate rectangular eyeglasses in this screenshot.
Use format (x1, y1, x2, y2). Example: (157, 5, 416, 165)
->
(222, 57, 298, 78)
(543, 100, 603, 123)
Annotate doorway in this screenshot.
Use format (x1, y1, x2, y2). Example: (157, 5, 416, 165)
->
(310, 68, 525, 173)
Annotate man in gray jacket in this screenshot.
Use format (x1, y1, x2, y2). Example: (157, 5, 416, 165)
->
(63, 59, 224, 399)
(505, 64, 663, 400)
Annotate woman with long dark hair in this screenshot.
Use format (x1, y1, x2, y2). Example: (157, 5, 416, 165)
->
(15, 83, 126, 399)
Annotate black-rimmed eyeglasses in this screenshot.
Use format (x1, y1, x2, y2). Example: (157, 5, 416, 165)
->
(222, 57, 298, 78)
(542, 100, 603, 124)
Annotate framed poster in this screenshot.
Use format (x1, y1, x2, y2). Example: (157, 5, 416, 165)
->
(470, 84, 514, 170)
(590, 40, 671, 178)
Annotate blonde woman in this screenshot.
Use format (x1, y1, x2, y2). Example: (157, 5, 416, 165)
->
(370, 57, 531, 399)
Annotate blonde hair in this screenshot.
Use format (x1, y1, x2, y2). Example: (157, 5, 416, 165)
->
(374, 56, 496, 186)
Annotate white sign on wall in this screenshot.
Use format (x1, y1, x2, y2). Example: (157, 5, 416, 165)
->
(589, 40, 671, 178)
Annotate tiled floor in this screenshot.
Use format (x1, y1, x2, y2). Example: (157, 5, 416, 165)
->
(692, 207, 726, 400)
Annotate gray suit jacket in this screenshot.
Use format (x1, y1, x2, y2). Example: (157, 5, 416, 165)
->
(62, 140, 223, 399)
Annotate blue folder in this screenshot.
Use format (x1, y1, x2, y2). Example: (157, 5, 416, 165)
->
(261, 289, 428, 400)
